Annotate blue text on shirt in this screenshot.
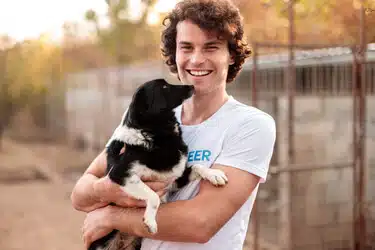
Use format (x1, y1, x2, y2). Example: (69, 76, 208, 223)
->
(187, 150, 211, 162)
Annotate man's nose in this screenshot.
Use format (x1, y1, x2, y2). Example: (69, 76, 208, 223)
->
(190, 51, 205, 65)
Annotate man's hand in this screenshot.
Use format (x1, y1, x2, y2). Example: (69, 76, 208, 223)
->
(94, 175, 171, 208)
(82, 175, 172, 248)
(82, 205, 115, 249)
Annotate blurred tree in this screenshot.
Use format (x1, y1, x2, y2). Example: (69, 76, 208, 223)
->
(84, 0, 161, 66)
(60, 21, 115, 74)
(0, 45, 29, 149)
(235, 0, 375, 46)
(286, 0, 375, 44)
(330, 0, 375, 44)
(0, 37, 65, 148)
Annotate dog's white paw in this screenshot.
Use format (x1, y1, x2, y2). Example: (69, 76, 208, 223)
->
(192, 165, 228, 186)
(143, 215, 158, 234)
(204, 169, 228, 186)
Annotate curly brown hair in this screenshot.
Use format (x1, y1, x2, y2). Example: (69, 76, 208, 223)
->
(161, 0, 251, 83)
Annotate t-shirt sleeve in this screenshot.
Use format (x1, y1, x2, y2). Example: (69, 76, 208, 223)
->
(214, 113, 276, 183)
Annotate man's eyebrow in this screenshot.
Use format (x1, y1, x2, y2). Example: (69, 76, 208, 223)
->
(178, 41, 192, 46)
(177, 40, 225, 46)
(205, 40, 224, 46)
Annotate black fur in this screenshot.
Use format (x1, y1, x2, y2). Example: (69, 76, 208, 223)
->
(88, 79, 195, 250)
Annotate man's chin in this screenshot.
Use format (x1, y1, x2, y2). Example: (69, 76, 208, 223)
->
(181, 76, 211, 91)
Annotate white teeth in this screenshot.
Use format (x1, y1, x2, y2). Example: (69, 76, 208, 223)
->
(189, 70, 211, 76)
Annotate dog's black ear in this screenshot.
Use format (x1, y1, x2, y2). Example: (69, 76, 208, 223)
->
(130, 79, 170, 116)
(132, 86, 148, 112)
(147, 83, 168, 113)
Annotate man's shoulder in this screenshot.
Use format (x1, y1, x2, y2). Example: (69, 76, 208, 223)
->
(226, 97, 275, 126)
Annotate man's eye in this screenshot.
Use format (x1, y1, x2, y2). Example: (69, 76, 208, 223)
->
(206, 46, 218, 51)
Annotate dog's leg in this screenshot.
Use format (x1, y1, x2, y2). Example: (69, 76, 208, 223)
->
(122, 175, 161, 234)
(189, 164, 228, 186)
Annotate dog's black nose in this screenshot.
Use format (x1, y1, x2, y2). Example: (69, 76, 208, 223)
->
(187, 85, 194, 90)
(173, 84, 194, 96)
(186, 85, 194, 95)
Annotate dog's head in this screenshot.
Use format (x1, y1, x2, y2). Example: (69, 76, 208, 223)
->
(126, 79, 194, 124)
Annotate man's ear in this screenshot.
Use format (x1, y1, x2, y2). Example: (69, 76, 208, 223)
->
(229, 53, 235, 65)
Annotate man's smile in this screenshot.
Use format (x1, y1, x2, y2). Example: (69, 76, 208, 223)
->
(186, 70, 213, 77)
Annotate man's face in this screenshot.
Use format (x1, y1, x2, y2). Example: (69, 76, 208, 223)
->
(175, 19, 234, 95)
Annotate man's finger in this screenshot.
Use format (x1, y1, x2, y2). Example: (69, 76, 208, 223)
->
(141, 175, 159, 182)
(115, 197, 146, 208)
(126, 199, 146, 208)
(156, 189, 167, 197)
(83, 232, 90, 249)
(146, 181, 169, 192)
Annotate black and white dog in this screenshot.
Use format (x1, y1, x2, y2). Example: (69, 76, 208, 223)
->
(88, 79, 228, 250)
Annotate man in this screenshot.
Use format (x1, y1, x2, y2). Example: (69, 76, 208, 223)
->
(71, 0, 276, 249)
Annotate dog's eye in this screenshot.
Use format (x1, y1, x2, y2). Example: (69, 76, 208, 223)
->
(163, 85, 168, 89)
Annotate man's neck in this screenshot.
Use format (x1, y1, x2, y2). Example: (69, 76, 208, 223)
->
(181, 88, 229, 126)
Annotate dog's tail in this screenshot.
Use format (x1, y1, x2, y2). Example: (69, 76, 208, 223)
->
(88, 229, 118, 250)
(88, 230, 142, 250)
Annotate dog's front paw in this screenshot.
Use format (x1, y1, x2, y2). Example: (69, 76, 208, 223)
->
(204, 169, 228, 186)
(143, 216, 158, 234)
(192, 165, 228, 186)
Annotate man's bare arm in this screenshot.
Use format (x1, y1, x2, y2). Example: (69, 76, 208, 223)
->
(71, 150, 108, 212)
(71, 149, 170, 212)
(108, 164, 260, 243)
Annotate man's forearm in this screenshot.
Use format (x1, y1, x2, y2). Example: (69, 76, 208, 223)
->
(71, 173, 105, 212)
(110, 199, 210, 243)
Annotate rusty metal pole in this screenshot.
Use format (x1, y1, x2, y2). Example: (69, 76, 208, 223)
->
(251, 43, 259, 250)
(352, 45, 359, 250)
(287, 0, 295, 247)
(288, 0, 295, 166)
(358, 1, 367, 249)
(278, 1, 295, 249)
(353, 1, 367, 249)
(252, 43, 258, 107)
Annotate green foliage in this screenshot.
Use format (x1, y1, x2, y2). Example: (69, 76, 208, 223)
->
(0, 37, 63, 147)
(242, 0, 375, 44)
(84, 0, 161, 65)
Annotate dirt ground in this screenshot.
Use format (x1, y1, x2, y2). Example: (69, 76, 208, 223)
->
(0, 181, 85, 250)
(0, 137, 94, 250)
(0, 137, 255, 250)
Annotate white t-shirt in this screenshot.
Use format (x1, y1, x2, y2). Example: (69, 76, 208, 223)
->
(141, 96, 276, 250)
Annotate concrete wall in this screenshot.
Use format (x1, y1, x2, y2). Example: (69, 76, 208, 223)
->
(253, 95, 375, 250)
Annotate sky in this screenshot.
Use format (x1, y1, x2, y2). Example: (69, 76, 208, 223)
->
(0, 0, 177, 42)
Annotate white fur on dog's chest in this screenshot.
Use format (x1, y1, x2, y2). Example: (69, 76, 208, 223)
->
(129, 154, 187, 181)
